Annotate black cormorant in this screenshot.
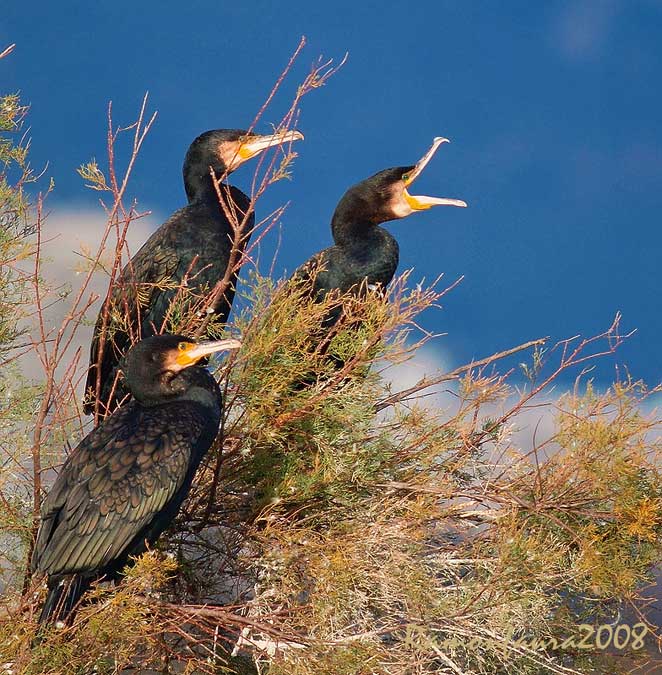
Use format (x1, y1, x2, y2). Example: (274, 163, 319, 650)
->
(294, 136, 466, 338)
(84, 128, 302, 416)
(33, 334, 241, 624)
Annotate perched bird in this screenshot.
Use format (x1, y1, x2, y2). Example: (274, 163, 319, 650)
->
(32, 334, 241, 625)
(298, 137, 466, 304)
(292, 137, 466, 369)
(84, 128, 303, 416)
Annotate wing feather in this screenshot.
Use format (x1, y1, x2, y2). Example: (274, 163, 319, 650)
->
(33, 401, 208, 577)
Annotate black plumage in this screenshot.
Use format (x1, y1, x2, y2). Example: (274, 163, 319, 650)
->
(84, 128, 302, 416)
(32, 334, 241, 625)
(295, 137, 466, 331)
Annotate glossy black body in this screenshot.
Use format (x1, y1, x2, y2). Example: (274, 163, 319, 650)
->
(84, 130, 253, 414)
(33, 335, 222, 623)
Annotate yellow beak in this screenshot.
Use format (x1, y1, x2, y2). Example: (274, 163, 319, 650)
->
(176, 338, 242, 367)
(237, 129, 305, 160)
(403, 136, 467, 210)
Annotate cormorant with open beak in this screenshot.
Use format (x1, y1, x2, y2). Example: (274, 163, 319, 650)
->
(296, 136, 466, 327)
(33, 334, 241, 625)
(85, 128, 303, 416)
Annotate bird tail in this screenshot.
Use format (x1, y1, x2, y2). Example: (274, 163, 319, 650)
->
(39, 575, 90, 625)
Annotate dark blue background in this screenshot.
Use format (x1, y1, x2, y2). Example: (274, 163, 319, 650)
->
(3, 1, 661, 384)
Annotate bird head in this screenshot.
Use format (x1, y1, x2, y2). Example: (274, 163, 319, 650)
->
(333, 137, 467, 234)
(392, 137, 467, 216)
(183, 128, 304, 200)
(122, 334, 241, 404)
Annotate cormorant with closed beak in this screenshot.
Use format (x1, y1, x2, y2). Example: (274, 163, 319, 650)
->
(33, 334, 241, 624)
(85, 128, 302, 416)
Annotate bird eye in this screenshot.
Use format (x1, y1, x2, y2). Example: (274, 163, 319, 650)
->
(178, 342, 188, 351)
(402, 173, 409, 183)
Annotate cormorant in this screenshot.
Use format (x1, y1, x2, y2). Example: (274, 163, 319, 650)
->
(84, 128, 303, 416)
(33, 334, 241, 625)
(292, 137, 466, 361)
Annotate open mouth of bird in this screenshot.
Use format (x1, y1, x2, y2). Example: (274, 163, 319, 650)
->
(402, 137, 467, 211)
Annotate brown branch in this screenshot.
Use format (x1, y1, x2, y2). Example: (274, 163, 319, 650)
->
(193, 46, 344, 338)
(159, 601, 310, 646)
(375, 337, 548, 412)
(90, 95, 157, 422)
(479, 314, 633, 468)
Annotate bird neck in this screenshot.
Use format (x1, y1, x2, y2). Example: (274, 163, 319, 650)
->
(331, 210, 396, 254)
(330, 189, 394, 248)
(186, 179, 253, 225)
(183, 156, 230, 202)
(327, 200, 400, 289)
(175, 383, 222, 427)
(185, 177, 224, 203)
(134, 368, 221, 419)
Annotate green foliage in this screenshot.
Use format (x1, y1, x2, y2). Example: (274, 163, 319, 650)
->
(3, 552, 179, 674)
(0, 70, 45, 610)
(76, 159, 108, 191)
(0, 87, 33, 352)
(180, 276, 661, 675)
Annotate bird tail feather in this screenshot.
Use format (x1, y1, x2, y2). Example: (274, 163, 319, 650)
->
(39, 575, 90, 625)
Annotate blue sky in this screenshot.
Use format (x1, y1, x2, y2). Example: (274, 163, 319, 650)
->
(3, 0, 661, 385)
